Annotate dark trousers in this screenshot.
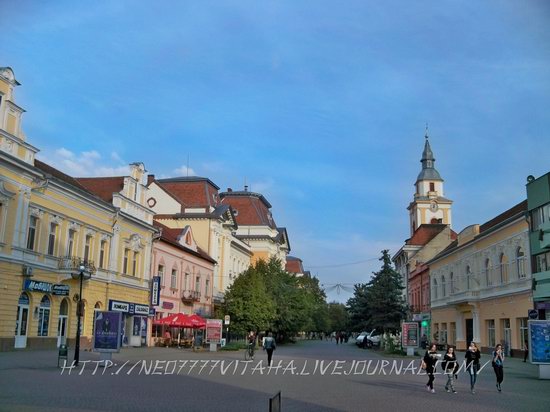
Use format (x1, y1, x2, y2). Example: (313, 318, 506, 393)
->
(266, 348, 274, 366)
(493, 365, 504, 384)
(427, 373, 435, 389)
(524, 350, 529, 362)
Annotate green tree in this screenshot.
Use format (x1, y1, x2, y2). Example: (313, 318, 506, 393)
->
(327, 302, 349, 332)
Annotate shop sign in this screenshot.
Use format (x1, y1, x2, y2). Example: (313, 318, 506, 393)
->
(93, 311, 122, 353)
(162, 301, 174, 310)
(151, 276, 161, 306)
(23, 279, 70, 296)
(108, 299, 150, 316)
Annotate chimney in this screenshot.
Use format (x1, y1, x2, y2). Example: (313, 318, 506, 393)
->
(227, 188, 232, 192)
(147, 174, 155, 186)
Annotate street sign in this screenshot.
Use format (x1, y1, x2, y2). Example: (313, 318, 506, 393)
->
(224, 315, 230, 325)
(529, 309, 539, 320)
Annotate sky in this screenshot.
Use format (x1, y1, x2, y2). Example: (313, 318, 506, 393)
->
(2, 0, 550, 303)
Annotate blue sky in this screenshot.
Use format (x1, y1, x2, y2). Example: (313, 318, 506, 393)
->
(2, 1, 550, 302)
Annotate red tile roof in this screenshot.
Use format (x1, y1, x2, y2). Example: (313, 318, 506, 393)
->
(76, 176, 124, 203)
(156, 177, 220, 208)
(153, 221, 216, 264)
(406, 224, 450, 246)
(285, 256, 304, 274)
(219, 191, 276, 228)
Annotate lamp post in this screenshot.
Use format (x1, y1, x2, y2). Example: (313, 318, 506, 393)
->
(71, 263, 92, 366)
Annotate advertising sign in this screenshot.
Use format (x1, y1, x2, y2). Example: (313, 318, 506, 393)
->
(206, 319, 223, 343)
(402, 322, 419, 347)
(93, 311, 122, 353)
(224, 315, 230, 325)
(108, 299, 150, 316)
(23, 279, 69, 296)
(151, 276, 161, 306)
(529, 320, 550, 364)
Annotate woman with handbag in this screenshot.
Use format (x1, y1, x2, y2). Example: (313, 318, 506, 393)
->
(465, 341, 481, 394)
(423, 343, 440, 393)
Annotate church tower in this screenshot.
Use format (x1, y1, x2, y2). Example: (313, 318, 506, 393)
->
(407, 129, 452, 236)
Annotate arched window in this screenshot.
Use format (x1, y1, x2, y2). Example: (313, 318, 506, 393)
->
(500, 253, 509, 284)
(450, 272, 454, 294)
(485, 258, 492, 286)
(37, 295, 51, 336)
(433, 278, 438, 300)
(516, 247, 526, 279)
(442, 276, 446, 297)
(60, 299, 69, 316)
(466, 265, 472, 290)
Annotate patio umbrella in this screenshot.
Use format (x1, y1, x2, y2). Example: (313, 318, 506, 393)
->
(188, 314, 206, 328)
(156, 313, 195, 328)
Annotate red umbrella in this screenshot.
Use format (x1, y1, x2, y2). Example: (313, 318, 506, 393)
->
(155, 313, 194, 328)
(187, 314, 206, 328)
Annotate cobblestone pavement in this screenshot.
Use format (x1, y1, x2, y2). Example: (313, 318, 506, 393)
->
(1, 339, 549, 411)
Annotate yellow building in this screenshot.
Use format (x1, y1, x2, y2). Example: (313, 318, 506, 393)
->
(429, 201, 532, 356)
(0, 67, 156, 351)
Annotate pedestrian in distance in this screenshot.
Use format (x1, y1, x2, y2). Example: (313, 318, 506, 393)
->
(465, 341, 481, 394)
(423, 343, 440, 393)
(523, 339, 529, 363)
(492, 343, 505, 392)
(442, 346, 458, 394)
(263, 332, 276, 366)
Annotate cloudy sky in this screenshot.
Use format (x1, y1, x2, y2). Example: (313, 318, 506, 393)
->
(2, 1, 549, 302)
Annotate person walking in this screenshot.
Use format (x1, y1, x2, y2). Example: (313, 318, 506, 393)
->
(493, 343, 505, 392)
(263, 332, 276, 366)
(442, 346, 458, 394)
(465, 342, 481, 394)
(423, 343, 439, 393)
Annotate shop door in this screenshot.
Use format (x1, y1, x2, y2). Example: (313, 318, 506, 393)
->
(503, 319, 511, 356)
(57, 316, 68, 347)
(15, 304, 29, 348)
(466, 319, 473, 346)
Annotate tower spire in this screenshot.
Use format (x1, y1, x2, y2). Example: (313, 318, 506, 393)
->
(416, 128, 442, 182)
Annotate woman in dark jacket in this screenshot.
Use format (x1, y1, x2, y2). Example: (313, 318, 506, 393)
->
(424, 343, 440, 393)
(465, 341, 481, 394)
(442, 346, 458, 393)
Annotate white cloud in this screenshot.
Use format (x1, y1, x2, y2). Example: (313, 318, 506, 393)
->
(37, 147, 129, 177)
(172, 165, 197, 177)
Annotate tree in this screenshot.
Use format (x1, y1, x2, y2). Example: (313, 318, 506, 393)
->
(327, 302, 349, 332)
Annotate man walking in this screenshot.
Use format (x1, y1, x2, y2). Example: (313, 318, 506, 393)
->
(263, 332, 276, 366)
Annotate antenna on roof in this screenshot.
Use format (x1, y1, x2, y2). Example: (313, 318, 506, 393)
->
(425, 123, 429, 139)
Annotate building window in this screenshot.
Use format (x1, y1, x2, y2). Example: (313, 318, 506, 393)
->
(84, 235, 92, 262)
(123, 249, 129, 274)
(67, 230, 76, 257)
(171, 269, 177, 289)
(500, 253, 509, 284)
(535, 251, 550, 273)
(519, 318, 528, 350)
(47, 223, 57, 256)
(99, 240, 107, 269)
(132, 252, 138, 276)
(27, 215, 38, 250)
(433, 278, 438, 300)
(516, 247, 526, 279)
(531, 203, 550, 231)
(158, 264, 165, 286)
(487, 319, 496, 347)
(429, 182, 435, 192)
(185, 272, 190, 290)
(205, 278, 210, 297)
(37, 295, 51, 336)
(195, 276, 200, 292)
(466, 265, 472, 290)
(441, 276, 446, 297)
(449, 272, 454, 294)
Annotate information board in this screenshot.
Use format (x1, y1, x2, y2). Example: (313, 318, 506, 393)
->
(93, 311, 122, 353)
(402, 322, 419, 347)
(529, 320, 550, 364)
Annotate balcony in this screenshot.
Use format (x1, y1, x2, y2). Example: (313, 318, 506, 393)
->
(58, 256, 96, 275)
(181, 290, 201, 303)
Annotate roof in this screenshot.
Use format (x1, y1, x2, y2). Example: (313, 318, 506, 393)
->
(76, 176, 124, 203)
(156, 177, 220, 208)
(429, 200, 528, 263)
(153, 221, 217, 264)
(417, 137, 443, 182)
(285, 256, 304, 274)
(35, 159, 93, 193)
(219, 191, 275, 228)
(406, 224, 453, 246)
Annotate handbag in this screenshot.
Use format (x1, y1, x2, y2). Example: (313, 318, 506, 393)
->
(421, 359, 427, 370)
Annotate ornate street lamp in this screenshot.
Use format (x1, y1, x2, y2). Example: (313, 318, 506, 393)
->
(71, 262, 92, 366)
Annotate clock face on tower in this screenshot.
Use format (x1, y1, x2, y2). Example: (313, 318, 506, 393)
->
(430, 201, 439, 212)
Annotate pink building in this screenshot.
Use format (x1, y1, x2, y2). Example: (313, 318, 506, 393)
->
(151, 222, 216, 325)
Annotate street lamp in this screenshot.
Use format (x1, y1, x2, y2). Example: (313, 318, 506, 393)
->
(71, 263, 92, 366)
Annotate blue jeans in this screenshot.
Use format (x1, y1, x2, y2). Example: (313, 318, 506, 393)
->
(468, 366, 477, 389)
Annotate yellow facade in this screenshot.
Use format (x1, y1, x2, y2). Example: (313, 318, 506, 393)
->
(0, 67, 156, 351)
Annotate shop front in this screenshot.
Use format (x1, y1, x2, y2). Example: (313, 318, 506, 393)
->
(108, 299, 152, 347)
